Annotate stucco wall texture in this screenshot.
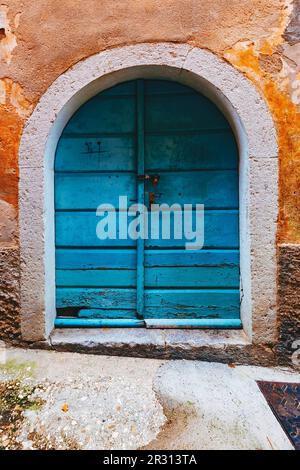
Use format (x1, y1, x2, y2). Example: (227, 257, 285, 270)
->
(0, 1, 299, 360)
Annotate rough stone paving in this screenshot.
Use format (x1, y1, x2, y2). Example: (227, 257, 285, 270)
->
(0, 347, 299, 450)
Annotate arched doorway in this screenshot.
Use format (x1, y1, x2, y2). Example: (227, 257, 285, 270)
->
(54, 78, 240, 328)
(19, 43, 278, 348)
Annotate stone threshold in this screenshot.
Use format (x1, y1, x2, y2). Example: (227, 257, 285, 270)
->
(28, 328, 282, 366)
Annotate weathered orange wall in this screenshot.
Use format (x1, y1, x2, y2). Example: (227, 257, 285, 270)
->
(1, 0, 300, 244)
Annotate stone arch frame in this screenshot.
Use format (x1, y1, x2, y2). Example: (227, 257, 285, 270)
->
(19, 43, 278, 344)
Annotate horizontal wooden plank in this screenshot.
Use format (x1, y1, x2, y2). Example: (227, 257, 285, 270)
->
(55, 170, 238, 210)
(55, 136, 135, 172)
(56, 211, 135, 247)
(56, 269, 136, 287)
(55, 317, 242, 328)
(55, 173, 136, 209)
(144, 318, 242, 328)
(145, 266, 239, 288)
(56, 265, 239, 288)
(145, 133, 238, 170)
(146, 289, 240, 319)
(77, 309, 138, 319)
(55, 318, 144, 326)
(56, 287, 135, 309)
(144, 250, 240, 267)
(56, 249, 137, 269)
(56, 287, 240, 318)
(63, 95, 136, 134)
(55, 132, 237, 173)
(56, 307, 137, 320)
(145, 93, 230, 132)
(56, 249, 239, 269)
(55, 210, 239, 248)
(145, 170, 238, 208)
(149, 210, 240, 250)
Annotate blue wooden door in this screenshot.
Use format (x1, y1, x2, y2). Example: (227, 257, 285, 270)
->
(55, 79, 241, 328)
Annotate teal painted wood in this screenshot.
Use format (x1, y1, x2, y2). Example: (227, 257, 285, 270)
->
(63, 96, 135, 134)
(56, 265, 239, 288)
(56, 170, 237, 210)
(146, 265, 238, 288)
(55, 318, 144, 327)
(145, 93, 230, 132)
(144, 249, 239, 267)
(99, 81, 136, 96)
(145, 289, 240, 318)
(56, 249, 137, 269)
(55, 173, 136, 209)
(55, 317, 242, 329)
(56, 287, 240, 319)
(56, 269, 136, 287)
(54, 317, 241, 328)
(145, 133, 238, 171)
(56, 249, 239, 269)
(144, 80, 193, 95)
(56, 287, 136, 310)
(144, 318, 242, 328)
(54, 79, 240, 326)
(55, 136, 135, 172)
(77, 309, 137, 319)
(145, 170, 238, 208)
(55, 210, 239, 248)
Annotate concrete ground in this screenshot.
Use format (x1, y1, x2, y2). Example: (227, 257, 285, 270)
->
(0, 345, 299, 450)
